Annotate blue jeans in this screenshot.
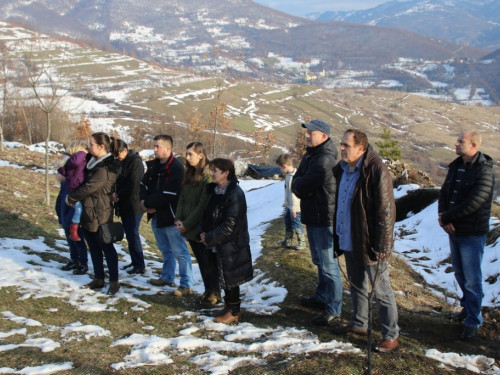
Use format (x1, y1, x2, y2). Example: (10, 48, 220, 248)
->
(306, 225, 343, 316)
(284, 209, 304, 234)
(71, 201, 82, 224)
(83, 229, 119, 282)
(449, 234, 486, 328)
(151, 216, 193, 288)
(344, 251, 399, 340)
(60, 195, 87, 266)
(122, 214, 145, 270)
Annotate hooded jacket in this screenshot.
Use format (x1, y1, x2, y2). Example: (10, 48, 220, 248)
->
(115, 150, 144, 218)
(333, 146, 396, 266)
(292, 138, 338, 226)
(438, 151, 495, 235)
(67, 153, 121, 232)
(175, 167, 211, 241)
(203, 177, 253, 290)
(140, 154, 184, 228)
(58, 151, 87, 192)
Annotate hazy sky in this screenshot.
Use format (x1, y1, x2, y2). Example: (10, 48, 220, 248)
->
(252, 0, 392, 16)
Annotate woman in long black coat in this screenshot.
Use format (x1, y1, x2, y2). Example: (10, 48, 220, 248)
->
(111, 139, 146, 275)
(200, 158, 253, 324)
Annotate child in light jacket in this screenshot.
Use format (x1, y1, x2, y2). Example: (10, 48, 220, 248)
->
(276, 154, 306, 250)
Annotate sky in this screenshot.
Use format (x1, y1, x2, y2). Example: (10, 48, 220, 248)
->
(252, 0, 393, 16)
(1, 145, 500, 373)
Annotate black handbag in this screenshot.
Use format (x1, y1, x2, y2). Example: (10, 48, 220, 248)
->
(97, 222, 124, 244)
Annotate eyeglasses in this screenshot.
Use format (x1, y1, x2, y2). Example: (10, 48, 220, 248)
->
(340, 142, 355, 148)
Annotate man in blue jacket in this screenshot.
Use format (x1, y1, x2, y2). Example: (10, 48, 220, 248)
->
(292, 119, 343, 326)
(140, 135, 193, 297)
(438, 130, 495, 340)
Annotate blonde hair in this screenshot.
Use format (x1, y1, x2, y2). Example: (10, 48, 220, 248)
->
(55, 140, 88, 168)
(66, 140, 88, 155)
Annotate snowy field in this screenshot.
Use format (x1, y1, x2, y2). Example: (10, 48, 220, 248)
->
(0, 173, 499, 373)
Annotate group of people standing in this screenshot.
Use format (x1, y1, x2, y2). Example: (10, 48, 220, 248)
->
(55, 122, 494, 338)
(288, 119, 494, 353)
(56, 132, 252, 324)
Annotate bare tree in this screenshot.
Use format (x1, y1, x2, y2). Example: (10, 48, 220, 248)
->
(185, 108, 207, 144)
(209, 75, 232, 158)
(251, 128, 276, 164)
(290, 122, 308, 161)
(0, 41, 12, 151)
(18, 34, 82, 206)
(73, 114, 92, 142)
(207, 48, 239, 158)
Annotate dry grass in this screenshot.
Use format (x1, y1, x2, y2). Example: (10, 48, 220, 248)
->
(1, 147, 499, 374)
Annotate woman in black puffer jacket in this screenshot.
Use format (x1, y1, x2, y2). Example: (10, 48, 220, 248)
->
(200, 158, 252, 324)
(112, 139, 146, 275)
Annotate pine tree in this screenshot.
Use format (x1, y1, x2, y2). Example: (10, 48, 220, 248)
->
(375, 129, 402, 161)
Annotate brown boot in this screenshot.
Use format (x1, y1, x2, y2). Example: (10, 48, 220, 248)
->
(82, 278, 104, 290)
(107, 281, 120, 295)
(214, 301, 241, 324)
(201, 290, 222, 306)
(213, 305, 229, 318)
(213, 297, 229, 317)
(69, 223, 81, 241)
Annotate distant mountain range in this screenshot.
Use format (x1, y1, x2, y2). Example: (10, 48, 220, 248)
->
(1, 0, 499, 103)
(307, 0, 500, 51)
(0, 0, 483, 68)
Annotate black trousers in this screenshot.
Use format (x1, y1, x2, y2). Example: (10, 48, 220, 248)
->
(189, 240, 220, 292)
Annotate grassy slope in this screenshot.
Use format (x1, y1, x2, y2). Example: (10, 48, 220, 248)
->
(2, 25, 499, 187)
(0, 147, 499, 374)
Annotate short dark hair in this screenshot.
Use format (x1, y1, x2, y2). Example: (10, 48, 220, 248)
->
(345, 129, 368, 150)
(209, 158, 235, 180)
(276, 154, 293, 167)
(153, 134, 173, 148)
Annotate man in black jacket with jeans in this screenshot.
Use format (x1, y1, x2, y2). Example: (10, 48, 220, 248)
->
(438, 130, 495, 340)
(292, 119, 343, 326)
(140, 135, 194, 297)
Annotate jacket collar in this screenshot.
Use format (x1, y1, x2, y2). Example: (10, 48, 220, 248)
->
(207, 176, 239, 195)
(449, 151, 493, 168)
(147, 153, 175, 170)
(306, 138, 338, 160)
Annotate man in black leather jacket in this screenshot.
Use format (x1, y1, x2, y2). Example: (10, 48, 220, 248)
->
(292, 119, 343, 326)
(438, 130, 495, 340)
(331, 129, 399, 353)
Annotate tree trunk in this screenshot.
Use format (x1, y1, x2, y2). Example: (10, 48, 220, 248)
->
(0, 75, 6, 152)
(211, 112, 218, 159)
(0, 122, 4, 152)
(20, 105, 32, 145)
(45, 111, 51, 206)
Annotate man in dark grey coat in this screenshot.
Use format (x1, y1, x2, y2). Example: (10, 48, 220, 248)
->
(292, 119, 343, 326)
(438, 130, 495, 340)
(331, 129, 399, 353)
